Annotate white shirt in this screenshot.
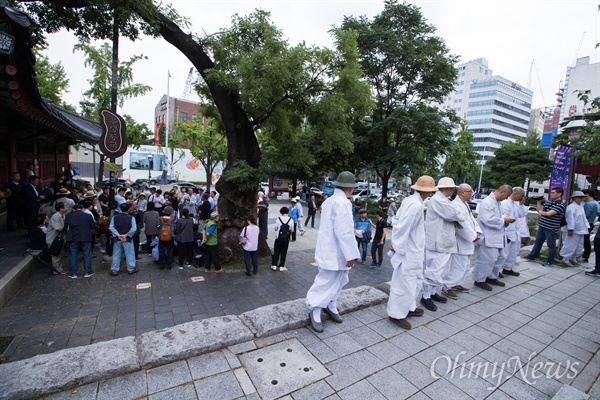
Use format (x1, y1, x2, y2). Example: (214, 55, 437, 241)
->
(562, 202, 589, 235)
(452, 198, 481, 255)
(425, 191, 464, 253)
(501, 198, 528, 240)
(390, 192, 426, 267)
(476, 192, 506, 249)
(274, 216, 294, 239)
(314, 188, 361, 271)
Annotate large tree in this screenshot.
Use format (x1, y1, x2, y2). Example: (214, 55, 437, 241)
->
(18, 1, 371, 262)
(442, 120, 479, 184)
(485, 139, 552, 189)
(33, 47, 75, 111)
(341, 0, 459, 197)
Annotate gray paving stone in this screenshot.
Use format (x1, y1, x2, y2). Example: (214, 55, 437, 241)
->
(421, 378, 471, 400)
(339, 349, 387, 377)
(306, 340, 339, 364)
(334, 314, 364, 332)
(494, 338, 538, 362)
(291, 380, 334, 400)
(148, 383, 198, 400)
(323, 332, 364, 358)
(517, 324, 558, 345)
(228, 340, 257, 355)
(444, 367, 499, 399)
(337, 379, 386, 400)
(515, 372, 564, 398)
(325, 358, 363, 391)
(337, 286, 388, 314)
(233, 367, 256, 396)
(188, 351, 231, 380)
(406, 392, 433, 400)
(552, 384, 591, 400)
(504, 330, 547, 354)
(499, 376, 550, 399)
(367, 339, 410, 365)
(348, 308, 382, 325)
(0, 336, 137, 400)
(98, 370, 147, 400)
(425, 319, 461, 337)
(438, 314, 474, 331)
(45, 382, 99, 400)
(146, 360, 192, 394)
(387, 331, 429, 356)
(255, 333, 287, 348)
(194, 371, 243, 400)
(557, 331, 600, 354)
(392, 358, 437, 389)
(366, 366, 418, 399)
(407, 326, 445, 346)
(222, 348, 242, 369)
(367, 318, 403, 339)
(412, 347, 449, 378)
(447, 331, 488, 359)
(347, 325, 385, 348)
(138, 316, 253, 367)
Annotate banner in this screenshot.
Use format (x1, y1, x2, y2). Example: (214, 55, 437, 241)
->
(548, 144, 571, 200)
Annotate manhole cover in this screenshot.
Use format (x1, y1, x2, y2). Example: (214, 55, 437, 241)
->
(239, 338, 330, 399)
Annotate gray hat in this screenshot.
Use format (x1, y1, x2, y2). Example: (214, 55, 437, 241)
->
(163, 206, 174, 215)
(570, 191, 586, 198)
(210, 211, 220, 219)
(333, 171, 358, 188)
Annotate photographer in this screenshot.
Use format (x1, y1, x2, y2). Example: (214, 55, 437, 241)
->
(524, 188, 566, 267)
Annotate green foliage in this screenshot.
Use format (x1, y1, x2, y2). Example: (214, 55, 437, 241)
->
(221, 160, 262, 191)
(173, 118, 227, 191)
(199, 11, 372, 177)
(485, 140, 552, 188)
(561, 93, 600, 165)
(33, 47, 72, 107)
(341, 0, 459, 196)
(74, 42, 152, 119)
(123, 115, 153, 148)
(443, 119, 479, 184)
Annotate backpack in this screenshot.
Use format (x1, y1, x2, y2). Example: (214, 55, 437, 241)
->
(278, 217, 291, 240)
(159, 217, 173, 241)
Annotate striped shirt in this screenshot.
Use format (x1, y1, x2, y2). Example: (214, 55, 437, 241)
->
(538, 200, 566, 232)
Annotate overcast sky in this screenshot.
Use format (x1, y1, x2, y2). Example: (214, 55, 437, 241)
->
(44, 0, 600, 130)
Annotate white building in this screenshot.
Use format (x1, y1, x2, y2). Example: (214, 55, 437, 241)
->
(560, 56, 600, 120)
(439, 58, 533, 160)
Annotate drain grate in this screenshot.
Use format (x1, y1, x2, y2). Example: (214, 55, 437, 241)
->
(239, 338, 330, 400)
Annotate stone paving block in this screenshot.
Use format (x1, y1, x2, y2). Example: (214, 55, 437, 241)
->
(283, 328, 321, 346)
(444, 367, 500, 399)
(347, 325, 385, 348)
(45, 382, 99, 400)
(412, 347, 449, 378)
(188, 351, 231, 380)
(388, 332, 429, 356)
(438, 314, 473, 331)
(517, 324, 558, 345)
(337, 285, 388, 313)
(334, 313, 364, 332)
(367, 339, 410, 366)
(515, 372, 564, 398)
(228, 340, 257, 355)
(406, 392, 433, 400)
(337, 379, 386, 400)
(290, 380, 334, 400)
(98, 370, 148, 400)
(367, 318, 403, 339)
(305, 340, 339, 364)
(424, 319, 461, 337)
(366, 366, 418, 399)
(0, 336, 137, 400)
(407, 325, 445, 346)
(552, 384, 591, 400)
(421, 378, 471, 400)
(323, 332, 364, 358)
(348, 308, 383, 325)
(146, 360, 192, 395)
(504, 330, 546, 354)
(233, 367, 256, 396)
(499, 376, 550, 400)
(138, 316, 253, 367)
(325, 358, 364, 391)
(558, 331, 600, 354)
(392, 358, 437, 389)
(447, 331, 488, 359)
(148, 383, 198, 400)
(339, 349, 387, 377)
(221, 348, 242, 369)
(494, 338, 537, 362)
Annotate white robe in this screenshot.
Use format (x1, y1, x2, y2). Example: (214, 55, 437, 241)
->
(501, 198, 528, 270)
(387, 192, 426, 319)
(560, 202, 588, 261)
(473, 193, 506, 282)
(307, 188, 360, 310)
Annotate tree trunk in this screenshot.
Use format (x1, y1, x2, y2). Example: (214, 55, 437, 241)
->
(156, 13, 269, 264)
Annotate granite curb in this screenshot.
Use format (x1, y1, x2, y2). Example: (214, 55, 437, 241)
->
(0, 285, 387, 400)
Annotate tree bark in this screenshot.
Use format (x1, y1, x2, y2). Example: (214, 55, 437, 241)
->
(155, 13, 269, 263)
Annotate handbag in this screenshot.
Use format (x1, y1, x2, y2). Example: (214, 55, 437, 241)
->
(239, 226, 248, 246)
(49, 232, 64, 256)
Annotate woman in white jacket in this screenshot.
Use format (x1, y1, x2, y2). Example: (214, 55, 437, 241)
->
(559, 191, 589, 266)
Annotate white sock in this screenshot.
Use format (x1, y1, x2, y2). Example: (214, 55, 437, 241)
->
(312, 308, 322, 323)
(327, 301, 338, 314)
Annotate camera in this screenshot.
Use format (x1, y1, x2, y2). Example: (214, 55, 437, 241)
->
(531, 195, 544, 201)
(84, 150, 89, 156)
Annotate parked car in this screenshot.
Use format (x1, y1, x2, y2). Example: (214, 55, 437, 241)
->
(100, 178, 133, 187)
(176, 182, 198, 190)
(309, 187, 323, 198)
(148, 175, 177, 185)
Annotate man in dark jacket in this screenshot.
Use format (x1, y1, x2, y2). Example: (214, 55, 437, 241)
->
(22, 175, 45, 228)
(65, 204, 95, 278)
(128, 200, 143, 260)
(109, 203, 138, 276)
(3, 171, 25, 231)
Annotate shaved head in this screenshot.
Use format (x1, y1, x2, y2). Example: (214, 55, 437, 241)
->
(457, 184, 473, 202)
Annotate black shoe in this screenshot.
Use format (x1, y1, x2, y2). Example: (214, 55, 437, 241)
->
(309, 312, 324, 333)
(245, 271, 251, 277)
(389, 317, 411, 330)
(408, 307, 424, 317)
(420, 297, 437, 312)
(502, 269, 520, 277)
(431, 293, 447, 303)
(585, 271, 598, 277)
(323, 307, 343, 323)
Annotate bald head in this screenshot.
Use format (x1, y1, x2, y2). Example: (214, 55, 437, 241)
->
(494, 185, 513, 202)
(456, 184, 473, 202)
(510, 186, 525, 201)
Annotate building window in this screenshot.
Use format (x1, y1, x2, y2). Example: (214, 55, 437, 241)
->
(180, 112, 188, 121)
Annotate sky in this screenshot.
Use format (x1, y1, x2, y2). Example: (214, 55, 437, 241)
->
(43, 0, 600, 130)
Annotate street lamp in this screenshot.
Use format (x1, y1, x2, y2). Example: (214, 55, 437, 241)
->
(476, 157, 485, 195)
(147, 154, 153, 181)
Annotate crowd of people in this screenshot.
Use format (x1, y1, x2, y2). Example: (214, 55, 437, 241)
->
(306, 171, 599, 333)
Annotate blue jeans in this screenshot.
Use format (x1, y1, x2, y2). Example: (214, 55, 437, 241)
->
(527, 227, 557, 264)
(69, 241, 92, 275)
(111, 239, 136, 272)
(356, 239, 368, 261)
(243, 250, 258, 274)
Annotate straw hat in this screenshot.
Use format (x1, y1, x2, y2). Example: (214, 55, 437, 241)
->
(570, 191, 585, 198)
(56, 188, 71, 196)
(411, 176, 437, 192)
(436, 177, 456, 189)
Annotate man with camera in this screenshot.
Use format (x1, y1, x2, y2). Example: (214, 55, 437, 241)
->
(500, 187, 528, 276)
(524, 187, 566, 266)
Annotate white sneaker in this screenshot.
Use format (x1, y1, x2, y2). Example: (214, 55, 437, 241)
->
(271, 265, 277, 271)
(279, 266, 288, 271)
(179, 266, 184, 270)
(301, 230, 306, 236)
(563, 259, 574, 267)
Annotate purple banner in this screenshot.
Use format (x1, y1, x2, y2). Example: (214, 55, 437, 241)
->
(549, 144, 572, 201)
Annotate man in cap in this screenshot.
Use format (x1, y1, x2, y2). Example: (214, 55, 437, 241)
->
(288, 198, 300, 241)
(559, 191, 589, 267)
(442, 184, 480, 297)
(203, 211, 222, 272)
(109, 203, 139, 276)
(421, 177, 465, 310)
(500, 187, 528, 276)
(387, 176, 438, 330)
(306, 171, 361, 333)
(473, 185, 514, 291)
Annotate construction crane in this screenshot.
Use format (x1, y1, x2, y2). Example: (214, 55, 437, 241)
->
(526, 59, 547, 108)
(572, 32, 586, 65)
(182, 67, 194, 99)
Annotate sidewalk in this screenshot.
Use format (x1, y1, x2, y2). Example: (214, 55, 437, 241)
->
(1, 257, 598, 399)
